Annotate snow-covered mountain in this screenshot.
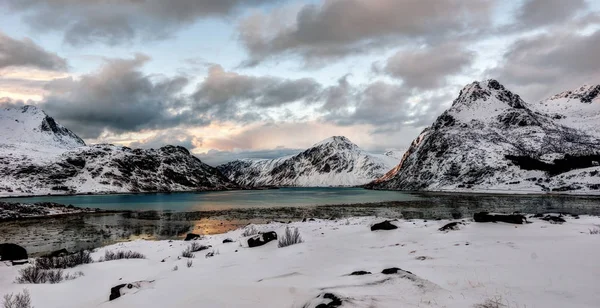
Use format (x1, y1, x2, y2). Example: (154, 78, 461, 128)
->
(530, 84, 600, 137)
(217, 136, 401, 187)
(0, 106, 237, 196)
(367, 80, 600, 194)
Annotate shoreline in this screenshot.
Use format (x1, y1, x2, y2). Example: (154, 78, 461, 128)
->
(4, 185, 600, 200)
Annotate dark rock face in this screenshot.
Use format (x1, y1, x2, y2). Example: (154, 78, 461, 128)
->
(541, 215, 566, 224)
(310, 293, 343, 308)
(349, 271, 371, 276)
(0, 243, 28, 261)
(366, 80, 600, 193)
(109, 284, 127, 301)
(382, 267, 413, 275)
(439, 222, 461, 231)
(473, 212, 526, 224)
(184, 233, 201, 241)
(247, 231, 278, 248)
(371, 220, 398, 231)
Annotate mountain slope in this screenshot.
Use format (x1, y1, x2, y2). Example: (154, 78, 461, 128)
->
(530, 84, 600, 137)
(217, 136, 401, 187)
(0, 106, 237, 196)
(367, 80, 600, 193)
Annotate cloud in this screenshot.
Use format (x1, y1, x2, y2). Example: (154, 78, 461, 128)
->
(128, 129, 203, 150)
(512, 0, 588, 30)
(196, 147, 303, 166)
(0, 32, 67, 70)
(40, 54, 209, 138)
(3, 0, 288, 46)
(238, 0, 493, 64)
(319, 78, 452, 132)
(487, 29, 600, 101)
(192, 64, 322, 122)
(375, 43, 475, 89)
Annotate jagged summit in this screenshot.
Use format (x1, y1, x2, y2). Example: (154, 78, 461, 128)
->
(451, 79, 526, 110)
(218, 136, 399, 187)
(547, 84, 600, 103)
(0, 106, 238, 196)
(0, 104, 85, 150)
(313, 136, 358, 149)
(367, 80, 600, 193)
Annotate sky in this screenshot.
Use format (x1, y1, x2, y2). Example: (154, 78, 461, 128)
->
(1, 0, 599, 166)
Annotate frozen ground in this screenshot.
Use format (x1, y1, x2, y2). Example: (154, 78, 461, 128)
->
(1, 215, 600, 308)
(0, 202, 97, 221)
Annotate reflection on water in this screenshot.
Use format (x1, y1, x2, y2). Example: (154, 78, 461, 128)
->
(1, 191, 600, 256)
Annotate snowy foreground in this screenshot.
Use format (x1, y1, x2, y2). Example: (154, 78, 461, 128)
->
(2, 216, 600, 308)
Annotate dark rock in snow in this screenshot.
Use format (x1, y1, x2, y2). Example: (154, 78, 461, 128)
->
(109, 284, 127, 301)
(184, 233, 201, 241)
(382, 267, 413, 275)
(222, 238, 234, 243)
(247, 231, 278, 248)
(11, 260, 29, 266)
(371, 220, 398, 231)
(473, 212, 526, 224)
(439, 222, 461, 231)
(310, 293, 343, 308)
(541, 215, 566, 224)
(349, 270, 371, 276)
(0, 243, 28, 261)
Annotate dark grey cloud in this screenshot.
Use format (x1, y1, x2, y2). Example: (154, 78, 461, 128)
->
(376, 43, 475, 89)
(197, 147, 302, 166)
(129, 129, 202, 151)
(192, 64, 322, 122)
(320, 79, 452, 132)
(40, 54, 209, 138)
(238, 0, 493, 64)
(513, 0, 587, 29)
(0, 97, 27, 109)
(487, 29, 600, 101)
(3, 0, 287, 46)
(0, 31, 67, 70)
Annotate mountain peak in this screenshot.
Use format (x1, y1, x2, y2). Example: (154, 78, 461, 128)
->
(0, 105, 85, 150)
(313, 136, 356, 148)
(548, 84, 600, 103)
(451, 79, 526, 109)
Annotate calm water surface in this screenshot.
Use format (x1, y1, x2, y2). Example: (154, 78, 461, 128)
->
(2, 188, 600, 256)
(0, 187, 421, 211)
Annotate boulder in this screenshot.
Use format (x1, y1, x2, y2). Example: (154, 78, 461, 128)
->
(349, 270, 371, 276)
(370, 220, 398, 231)
(439, 222, 461, 231)
(473, 212, 526, 224)
(541, 215, 566, 224)
(247, 231, 277, 248)
(222, 238, 234, 243)
(109, 280, 155, 301)
(184, 233, 201, 241)
(381, 267, 413, 275)
(109, 284, 127, 301)
(0, 243, 28, 261)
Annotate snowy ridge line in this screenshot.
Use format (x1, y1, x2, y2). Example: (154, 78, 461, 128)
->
(368, 79, 600, 194)
(217, 136, 403, 187)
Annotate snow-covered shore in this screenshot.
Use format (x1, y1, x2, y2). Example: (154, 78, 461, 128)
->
(2, 216, 600, 307)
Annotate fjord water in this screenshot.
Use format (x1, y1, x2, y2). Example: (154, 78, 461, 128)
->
(0, 187, 421, 211)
